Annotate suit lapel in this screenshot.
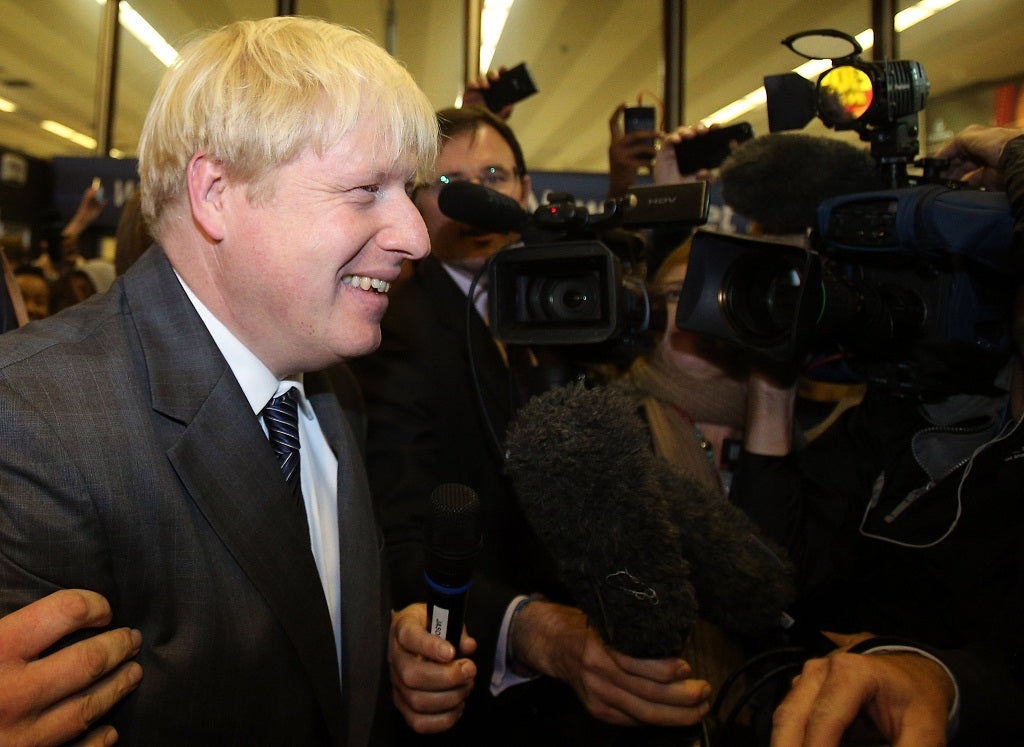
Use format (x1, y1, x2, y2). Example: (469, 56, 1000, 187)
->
(419, 258, 512, 431)
(124, 248, 345, 743)
(309, 377, 382, 747)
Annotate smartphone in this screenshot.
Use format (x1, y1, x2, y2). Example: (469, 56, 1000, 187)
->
(91, 176, 105, 203)
(623, 105, 656, 149)
(482, 63, 538, 112)
(673, 122, 754, 173)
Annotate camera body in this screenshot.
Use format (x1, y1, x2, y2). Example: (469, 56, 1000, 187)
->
(488, 182, 710, 349)
(678, 184, 1016, 397)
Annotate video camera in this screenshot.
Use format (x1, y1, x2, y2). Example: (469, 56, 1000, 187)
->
(437, 180, 711, 350)
(675, 29, 1018, 399)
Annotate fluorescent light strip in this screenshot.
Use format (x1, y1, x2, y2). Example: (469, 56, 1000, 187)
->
(31, 1, 178, 151)
(0, 97, 16, 113)
(94, 0, 179, 68)
(479, 0, 514, 74)
(701, 0, 959, 125)
(40, 119, 98, 150)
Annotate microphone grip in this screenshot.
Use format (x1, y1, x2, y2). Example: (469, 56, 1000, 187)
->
(425, 573, 471, 647)
(423, 482, 481, 648)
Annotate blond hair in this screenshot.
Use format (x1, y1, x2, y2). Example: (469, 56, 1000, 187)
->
(138, 16, 438, 237)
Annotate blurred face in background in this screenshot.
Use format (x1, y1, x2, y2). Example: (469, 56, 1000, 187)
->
(414, 123, 531, 277)
(15, 272, 50, 321)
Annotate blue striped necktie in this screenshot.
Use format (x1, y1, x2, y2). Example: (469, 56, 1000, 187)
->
(263, 388, 302, 500)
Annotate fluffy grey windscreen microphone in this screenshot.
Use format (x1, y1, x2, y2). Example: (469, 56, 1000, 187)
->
(504, 382, 794, 658)
(504, 382, 698, 658)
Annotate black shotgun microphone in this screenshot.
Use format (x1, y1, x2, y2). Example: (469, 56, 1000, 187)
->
(504, 382, 794, 658)
(504, 384, 697, 658)
(437, 181, 529, 234)
(424, 483, 483, 647)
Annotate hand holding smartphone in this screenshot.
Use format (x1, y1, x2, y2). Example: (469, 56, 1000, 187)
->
(673, 122, 754, 174)
(91, 176, 105, 203)
(623, 105, 657, 150)
(481, 63, 539, 113)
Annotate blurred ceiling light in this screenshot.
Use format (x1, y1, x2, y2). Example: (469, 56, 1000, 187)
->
(701, 0, 961, 125)
(29, 2, 178, 154)
(479, 0, 514, 74)
(0, 97, 16, 113)
(94, 0, 179, 67)
(40, 120, 98, 150)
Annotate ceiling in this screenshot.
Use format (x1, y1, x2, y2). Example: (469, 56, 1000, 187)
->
(0, 0, 1022, 177)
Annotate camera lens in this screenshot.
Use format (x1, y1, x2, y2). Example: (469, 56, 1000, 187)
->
(527, 273, 603, 322)
(722, 253, 804, 344)
(562, 289, 585, 308)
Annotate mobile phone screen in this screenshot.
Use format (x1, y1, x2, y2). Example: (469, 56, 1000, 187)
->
(624, 106, 656, 149)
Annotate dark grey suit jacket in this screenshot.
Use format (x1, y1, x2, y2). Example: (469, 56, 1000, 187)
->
(0, 246, 388, 746)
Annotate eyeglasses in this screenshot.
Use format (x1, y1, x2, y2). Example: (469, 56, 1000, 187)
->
(429, 165, 519, 194)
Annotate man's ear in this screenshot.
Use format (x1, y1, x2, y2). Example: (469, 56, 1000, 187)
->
(186, 153, 229, 242)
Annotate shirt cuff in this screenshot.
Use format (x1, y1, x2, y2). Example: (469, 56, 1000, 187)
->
(489, 594, 540, 695)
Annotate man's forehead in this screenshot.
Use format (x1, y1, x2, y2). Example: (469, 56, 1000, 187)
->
(437, 131, 515, 167)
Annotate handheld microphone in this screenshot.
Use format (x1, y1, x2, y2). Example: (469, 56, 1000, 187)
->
(424, 483, 483, 647)
(437, 181, 529, 234)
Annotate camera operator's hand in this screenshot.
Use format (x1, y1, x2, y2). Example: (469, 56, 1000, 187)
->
(743, 365, 798, 457)
(772, 632, 954, 747)
(510, 599, 712, 727)
(936, 124, 1024, 190)
(653, 124, 715, 185)
(608, 103, 659, 199)
(463, 67, 514, 120)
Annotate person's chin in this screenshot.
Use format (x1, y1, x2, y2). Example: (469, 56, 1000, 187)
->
(336, 328, 383, 361)
(458, 242, 505, 272)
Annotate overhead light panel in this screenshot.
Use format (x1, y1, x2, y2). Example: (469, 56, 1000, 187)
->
(40, 120, 98, 151)
(480, 0, 514, 74)
(94, 0, 179, 67)
(0, 97, 16, 113)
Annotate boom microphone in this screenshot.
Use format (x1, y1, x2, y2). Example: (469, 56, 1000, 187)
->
(424, 483, 483, 647)
(504, 384, 698, 658)
(437, 180, 529, 234)
(504, 382, 793, 658)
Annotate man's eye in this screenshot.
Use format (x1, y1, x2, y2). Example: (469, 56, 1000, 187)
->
(361, 184, 381, 194)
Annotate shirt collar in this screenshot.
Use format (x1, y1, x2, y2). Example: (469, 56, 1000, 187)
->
(175, 271, 308, 417)
(441, 262, 489, 322)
